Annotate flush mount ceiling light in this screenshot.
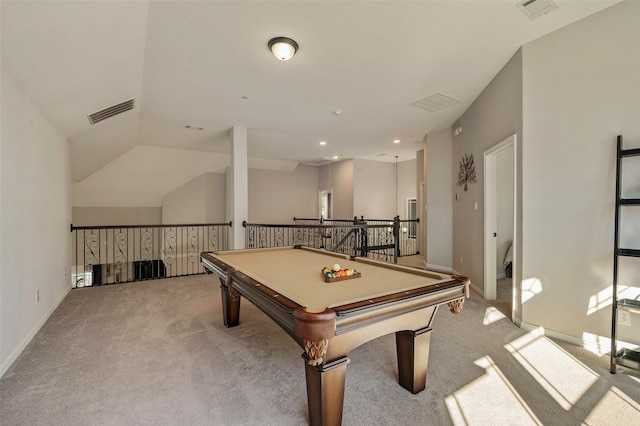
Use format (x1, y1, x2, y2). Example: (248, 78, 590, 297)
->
(268, 37, 298, 61)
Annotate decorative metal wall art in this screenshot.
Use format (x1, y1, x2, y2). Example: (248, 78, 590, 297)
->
(457, 154, 477, 191)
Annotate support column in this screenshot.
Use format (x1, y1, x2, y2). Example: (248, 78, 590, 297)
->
(230, 126, 248, 249)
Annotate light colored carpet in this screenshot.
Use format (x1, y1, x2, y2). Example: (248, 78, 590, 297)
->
(1, 274, 639, 425)
(491, 277, 512, 319)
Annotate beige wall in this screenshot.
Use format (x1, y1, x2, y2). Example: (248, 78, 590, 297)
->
(397, 160, 417, 221)
(248, 165, 319, 223)
(320, 159, 416, 221)
(426, 129, 453, 270)
(1, 66, 72, 375)
(452, 48, 523, 309)
(161, 172, 226, 224)
(417, 149, 426, 257)
(353, 159, 395, 219)
(319, 160, 354, 219)
(204, 173, 226, 223)
(521, 0, 640, 347)
(72, 207, 162, 226)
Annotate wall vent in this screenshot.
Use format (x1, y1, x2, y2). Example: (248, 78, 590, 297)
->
(517, 0, 559, 20)
(87, 99, 135, 125)
(410, 93, 460, 112)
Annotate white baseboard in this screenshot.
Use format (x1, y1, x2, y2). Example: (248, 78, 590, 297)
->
(0, 285, 72, 379)
(425, 263, 453, 273)
(519, 321, 586, 348)
(469, 282, 483, 298)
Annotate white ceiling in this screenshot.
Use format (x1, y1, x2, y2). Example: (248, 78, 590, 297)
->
(1, 0, 619, 206)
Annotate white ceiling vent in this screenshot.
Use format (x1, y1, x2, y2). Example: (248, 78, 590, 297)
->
(410, 93, 460, 112)
(87, 99, 135, 125)
(517, 0, 559, 20)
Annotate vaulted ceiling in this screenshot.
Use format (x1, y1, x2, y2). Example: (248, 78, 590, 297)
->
(1, 1, 619, 206)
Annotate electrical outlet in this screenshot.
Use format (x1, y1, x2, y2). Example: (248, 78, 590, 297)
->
(460, 256, 463, 264)
(64, 267, 67, 276)
(36, 290, 40, 303)
(619, 310, 631, 326)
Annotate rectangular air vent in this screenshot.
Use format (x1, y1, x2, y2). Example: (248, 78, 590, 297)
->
(410, 93, 460, 112)
(87, 98, 135, 125)
(517, 0, 558, 20)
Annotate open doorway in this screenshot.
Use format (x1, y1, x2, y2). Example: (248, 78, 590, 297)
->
(320, 190, 332, 220)
(484, 134, 516, 320)
(406, 198, 417, 239)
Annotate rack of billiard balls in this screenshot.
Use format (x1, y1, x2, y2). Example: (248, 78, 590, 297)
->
(321, 263, 361, 283)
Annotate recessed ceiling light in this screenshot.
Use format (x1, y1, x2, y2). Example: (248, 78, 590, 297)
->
(332, 155, 339, 159)
(393, 139, 400, 144)
(333, 110, 342, 115)
(319, 141, 327, 146)
(241, 95, 249, 100)
(185, 125, 203, 130)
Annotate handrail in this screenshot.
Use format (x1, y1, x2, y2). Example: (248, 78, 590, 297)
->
(293, 216, 420, 223)
(243, 220, 391, 229)
(71, 222, 232, 231)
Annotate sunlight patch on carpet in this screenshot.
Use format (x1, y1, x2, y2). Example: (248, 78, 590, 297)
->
(584, 386, 640, 424)
(505, 329, 598, 410)
(445, 356, 541, 425)
(483, 307, 506, 325)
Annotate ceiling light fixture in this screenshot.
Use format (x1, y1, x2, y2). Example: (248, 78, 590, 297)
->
(393, 139, 400, 144)
(319, 141, 327, 146)
(268, 37, 298, 61)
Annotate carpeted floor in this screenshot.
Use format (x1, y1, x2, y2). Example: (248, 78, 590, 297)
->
(1, 274, 639, 425)
(492, 277, 513, 319)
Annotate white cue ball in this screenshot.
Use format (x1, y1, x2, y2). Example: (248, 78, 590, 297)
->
(332, 263, 341, 271)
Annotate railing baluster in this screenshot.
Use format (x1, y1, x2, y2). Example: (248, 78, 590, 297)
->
(70, 222, 231, 287)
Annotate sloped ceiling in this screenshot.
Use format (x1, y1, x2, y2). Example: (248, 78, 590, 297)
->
(1, 0, 620, 206)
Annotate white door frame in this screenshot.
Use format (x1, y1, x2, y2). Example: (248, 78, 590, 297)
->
(484, 134, 516, 306)
(319, 189, 333, 220)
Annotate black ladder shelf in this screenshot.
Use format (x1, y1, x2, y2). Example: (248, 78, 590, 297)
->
(610, 135, 640, 374)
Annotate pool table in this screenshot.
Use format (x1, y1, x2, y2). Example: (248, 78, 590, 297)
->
(201, 246, 469, 426)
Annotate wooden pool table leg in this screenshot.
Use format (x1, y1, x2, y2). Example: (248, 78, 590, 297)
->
(395, 326, 432, 394)
(303, 354, 350, 426)
(219, 276, 240, 328)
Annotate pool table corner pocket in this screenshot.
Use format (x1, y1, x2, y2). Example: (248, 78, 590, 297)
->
(293, 308, 337, 366)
